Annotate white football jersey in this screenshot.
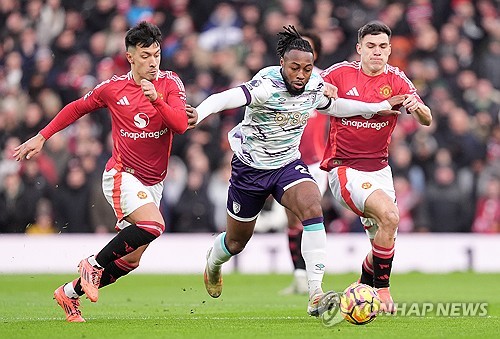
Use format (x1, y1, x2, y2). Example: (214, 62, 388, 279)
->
(228, 66, 329, 169)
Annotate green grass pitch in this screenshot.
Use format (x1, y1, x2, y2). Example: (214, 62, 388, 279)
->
(0, 273, 498, 338)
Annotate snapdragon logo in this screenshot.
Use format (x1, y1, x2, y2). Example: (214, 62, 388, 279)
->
(342, 118, 390, 130)
(120, 127, 169, 140)
(134, 113, 150, 128)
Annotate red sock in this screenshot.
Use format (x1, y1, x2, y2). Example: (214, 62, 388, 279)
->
(359, 252, 374, 286)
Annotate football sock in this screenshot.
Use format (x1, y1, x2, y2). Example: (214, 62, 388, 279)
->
(207, 232, 233, 272)
(95, 221, 164, 267)
(64, 281, 80, 298)
(287, 226, 306, 270)
(70, 258, 139, 297)
(301, 217, 326, 296)
(372, 243, 395, 288)
(360, 251, 374, 286)
(99, 258, 139, 288)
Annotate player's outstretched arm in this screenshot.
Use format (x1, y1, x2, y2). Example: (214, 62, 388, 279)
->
(317, 95, 405, 117)
(403, 94, 432, 126)
(13, 133, 46, 161)
(195, 87, 248, 125)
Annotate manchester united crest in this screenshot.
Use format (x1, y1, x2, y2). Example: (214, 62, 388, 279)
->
(137, 191, 148, 199)
(379, 85, 392, 98)
(157, 92, 164, 101)
(361, 182, 372, 189)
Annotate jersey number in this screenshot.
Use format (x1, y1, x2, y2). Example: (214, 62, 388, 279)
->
(295, 165, 310, 175)
(275, 111, 309, 127)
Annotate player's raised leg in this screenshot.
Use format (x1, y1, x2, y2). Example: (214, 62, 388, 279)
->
(364, 189, 399, 314)
(80, 195, 165, 302)
(205, 178, 263, 298)
(204, 218, 256, 298)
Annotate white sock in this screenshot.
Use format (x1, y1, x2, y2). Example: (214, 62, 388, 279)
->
(301, 222, 326, 297)
(207, 232, 232, 272)
(63, 282, 79, 299)
(87, 255, 103, 269)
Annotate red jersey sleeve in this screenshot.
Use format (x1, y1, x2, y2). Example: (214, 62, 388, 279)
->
(152, 71, 188, 134)
(40, 86, 106, 140)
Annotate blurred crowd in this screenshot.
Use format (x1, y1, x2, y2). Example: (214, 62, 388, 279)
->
(0, 0, 499, 235)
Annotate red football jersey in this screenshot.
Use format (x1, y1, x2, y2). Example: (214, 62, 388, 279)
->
(299, 109, 328, 165)
(320, 61, 422, 172)
(40, 71, 188, 185)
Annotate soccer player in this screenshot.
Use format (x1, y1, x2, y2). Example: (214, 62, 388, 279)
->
(13, 22, 197, 322)
(187, 25, 405, 316)
(280, 31, 328, 296)
(320, 21, 432, 313)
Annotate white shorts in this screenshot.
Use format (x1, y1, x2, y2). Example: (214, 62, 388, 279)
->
(102, 168, 164, 230)
(328, 166, 396, 239)
(308, 161, 329, 196)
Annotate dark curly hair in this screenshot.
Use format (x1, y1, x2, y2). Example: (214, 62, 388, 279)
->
(276, 25, 313, 58)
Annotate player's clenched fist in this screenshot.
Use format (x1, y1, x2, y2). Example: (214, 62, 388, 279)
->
(141, 79, 158, 102)
(403, 94, 419, 112)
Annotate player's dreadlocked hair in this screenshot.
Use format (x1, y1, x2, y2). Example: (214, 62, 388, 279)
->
(276, 25, 313, 58)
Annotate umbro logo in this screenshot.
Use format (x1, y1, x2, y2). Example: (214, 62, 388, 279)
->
(346, 87, 360, 96)
(116, 96, 130, 105)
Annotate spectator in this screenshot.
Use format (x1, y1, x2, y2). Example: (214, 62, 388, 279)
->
(51, 158, 92, 233)
(472, 175, 500, 233)
(422, 164, 469, 232)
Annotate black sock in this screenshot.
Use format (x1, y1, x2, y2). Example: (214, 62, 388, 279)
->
(95, 225, 157, 267)
(372, 244, 395, 288)
(74, 279, 84, 296)
(288, 227, 306, 270)
(99, 258, 138, 288)
(360, 256, 374, 286)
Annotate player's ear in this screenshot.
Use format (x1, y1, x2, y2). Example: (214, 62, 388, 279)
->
(280, 57, 284, 67)
(356, 43, 361, 55)
(126, 51, 134, 64)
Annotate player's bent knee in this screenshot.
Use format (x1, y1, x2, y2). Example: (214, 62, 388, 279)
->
(380, 210, 399, 232)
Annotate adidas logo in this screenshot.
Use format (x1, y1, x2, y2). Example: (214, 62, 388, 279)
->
(346, 87, 360, 96)
(116, 96, 130, 105)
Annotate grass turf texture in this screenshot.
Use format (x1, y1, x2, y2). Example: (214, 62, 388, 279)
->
(0, 273, 498, 338)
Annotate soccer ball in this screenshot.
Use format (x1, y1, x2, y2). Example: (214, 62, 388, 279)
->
(339, 283, 381, 325)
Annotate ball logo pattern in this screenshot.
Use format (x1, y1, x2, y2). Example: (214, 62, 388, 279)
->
(339, 283, 381, 325)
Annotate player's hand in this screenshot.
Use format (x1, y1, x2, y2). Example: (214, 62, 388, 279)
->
(377, 109, 401, 116)
(186, 104, 198, 130)
(323, 83, 338, 99)
(403, 94, 419, 112)
(141, 79, 158, 102)
(13, 133, 46, 161)
(386, 95, 405, 108)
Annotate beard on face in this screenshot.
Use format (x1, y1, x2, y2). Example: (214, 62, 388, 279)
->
(281, 68, 305, 96)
